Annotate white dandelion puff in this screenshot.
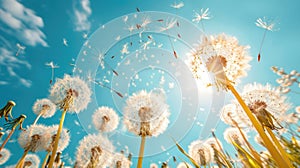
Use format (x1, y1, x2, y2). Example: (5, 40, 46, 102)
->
(92, 106, 119, 133)
(76, 134, 114, 168)
(223, 127, 247, 146)
(18, 124, 50, 152)
(24, 154, 40, 168)
(0, 148, 10, 165)
(47, 125, 70, 152)
(192, 8, 211, 23)
(110, 152, 132, 168)
(123, 88, 170, 137)
(32, 98, 56, 124)
(188, 140, 214, 166)
(188, 34, 252, 90)
(49, 74, 91, 113)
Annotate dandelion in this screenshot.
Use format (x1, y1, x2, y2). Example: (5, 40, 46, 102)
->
(32, 98, 56, 125)
(224, 127, 246, 146)
(205, 137, 227, 167)
(0, 148, 10, 165)
(76, 134, 114, 167)
(110, 152, 132, 168)
(45, 61, 59, 84)
(48, 74, 91, 168)
(0, 114, 26, 152)
(159, 18, 178, 58)
(16, 124, 50, 167)
(255, 17, 278, 62)
(123, 88, 170, 168)
(23, 154, 40, 168)
(0, 100, 16, 121)
(188, 34, 252, 90)
(188, 140, 214, 166)
(192, 8, 210, 32)
(177, 162, 192, 168)
(92, 106, 119, 133)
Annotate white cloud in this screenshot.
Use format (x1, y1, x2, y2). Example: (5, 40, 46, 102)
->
(73, 0, 92, 32)
(0, 0, 48, 47)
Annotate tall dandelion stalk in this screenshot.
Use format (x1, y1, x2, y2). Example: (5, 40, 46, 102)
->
(0, 115, 26, 152)
(187, 33, 292, 167)
(47, 74, 91, 168)
(123, 88, 170, 168)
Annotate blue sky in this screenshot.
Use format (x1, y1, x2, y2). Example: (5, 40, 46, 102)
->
(0, 0, 300, 167)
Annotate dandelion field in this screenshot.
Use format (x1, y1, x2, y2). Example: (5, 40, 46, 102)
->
(0, 0, 300, 167)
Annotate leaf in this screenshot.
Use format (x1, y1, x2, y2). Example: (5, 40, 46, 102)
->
(171, 137, 200, 168)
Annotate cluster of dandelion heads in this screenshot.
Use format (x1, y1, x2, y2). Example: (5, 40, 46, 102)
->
(49, 74, 91, 113)
(18, 124, 50, 152)
(188, 140, 214, 166)
(92, 106, 119, 133)
(0, 148, 10, 165)
(48, 125, 70, 152)
(187, 34, 252, 90)
(123, 88, 170, 137)
(32, 98, 56, 118)
(110, 152, 132, 168)
(236, 83, 291, 128)
(223, 127, 247, 146)
(76, 134, 114, 167)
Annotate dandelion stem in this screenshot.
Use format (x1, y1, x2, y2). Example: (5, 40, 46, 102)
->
(137, 136, 146, 168)
(41, 152, 50, 168)
(0, 127, 15, 152)
(33, 113, 42, 125)
(15, 149, 29, 168)
(48, 110, 67, 168)
(227, 83, 289, 167)
(266, 127, 293, 167)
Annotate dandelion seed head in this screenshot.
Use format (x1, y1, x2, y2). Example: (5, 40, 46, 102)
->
(32, 98, 56, 118)
(123, 89, 170, 137)
(48, 125, 70, 152)
(188, 140, 214, 165)
(0, 148, 10, 165)
(76, 134, 114, 167)
(24, 154, 40, 168)
(49, 74, 91, 113)
(255, 17, 278, 31)
(205, 137, 223, 151)
(188, 34, 252, 90)
(18, 124, 50, 152)
(223, 127, 246, 145)
(92, 106, 119, 133)
(234, 83, 291, 127)
(110, 152, 132, 168)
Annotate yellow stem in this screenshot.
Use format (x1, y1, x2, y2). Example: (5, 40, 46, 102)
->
(266, 127, 293, 167)
(48, 110, 67, 168)
(137, 136, 146, 168)
(228, 84, 289, 167)
(15, 149, 29, 168)
(42, 151, 50, 168)
(0, 128, 15, 152)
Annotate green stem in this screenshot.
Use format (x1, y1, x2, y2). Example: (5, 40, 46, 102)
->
(48, 110, 67, 168)
(137, 136, 146, 168)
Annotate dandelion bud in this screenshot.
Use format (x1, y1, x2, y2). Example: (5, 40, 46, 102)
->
(0, 100, 16, 121)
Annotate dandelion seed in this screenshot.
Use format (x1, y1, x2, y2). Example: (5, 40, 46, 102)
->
(83, 33, 88, 39)
(159, 18, 178, 59)
(192, 8, 210, 32)
(63, 38, 68, 46)
(188, 140, 214, 166)
(76, 134, 114, 167)
(188, 34, 252, 90)
(121, 43, 130, 55)
(0, 148, 10, 165)
(94, 80, 123, 98)
(255, 17, 278, 62)
(16, 43, 26, 56)
(170, 2, 184, 9)
(32, 98, 56, 125)
(0, 100, 15, 121)
(45, 61, 59, 84)
(92, 106, 119, 132)
(110, 152, 132, 168)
